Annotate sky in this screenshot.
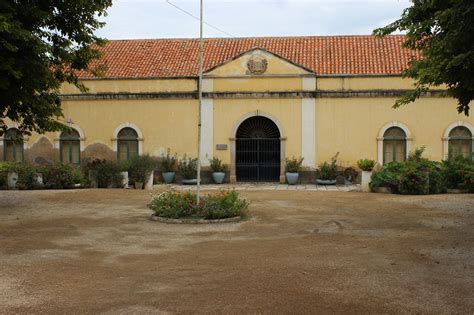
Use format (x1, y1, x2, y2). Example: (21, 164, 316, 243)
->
(96, 0, 411, 39)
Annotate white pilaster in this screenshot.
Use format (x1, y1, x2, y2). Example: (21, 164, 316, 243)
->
(302, 77, 316, 91)
(200, 98, 213, 166)
(301, 98, 316, 167)
(202, 78, 214, 93)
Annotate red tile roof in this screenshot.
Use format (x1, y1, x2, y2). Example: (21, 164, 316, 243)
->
(79, 35, 417, 78)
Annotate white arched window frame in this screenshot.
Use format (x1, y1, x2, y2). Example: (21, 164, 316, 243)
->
(0, 126, 28, 161)
(377, 122, 412, 165)
(112, 123, 144, 156)
(442, 121, 474, 159)
(54, 123, 86, 152)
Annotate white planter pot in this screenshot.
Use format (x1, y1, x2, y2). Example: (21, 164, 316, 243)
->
(121, 171, 129, 188)
(7, 172, 18, 190)
(144, 171, 154, 190)
(361, 171, 372, 192)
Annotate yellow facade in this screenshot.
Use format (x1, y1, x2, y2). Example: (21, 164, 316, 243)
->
(3, 47, 473, 182)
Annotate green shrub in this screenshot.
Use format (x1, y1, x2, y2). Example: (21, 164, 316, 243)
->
(285, 156, 304, 173)
(0, 162, 8, 189)
(149, 190, 249, 220)
(149, 191, 197, 218)
(370, 161, 405, 192)
(399, 169, 430, 195)
(84, 159, 123, 188)
(209, 157, 227, 172)
(357, 159, 376, 171)
(43, 162, 83, 189)
(127, 155, 157, 184)
(0, 162, 42, 190)
(461, 168, 474, 192)
(317, 153, 339, 180)
(370, 147, 447, 194)
(178, 155, 198, 179)
(200, 190, 249, 219)
(442, 154, 473, 189)
(160, 149, 177, 173)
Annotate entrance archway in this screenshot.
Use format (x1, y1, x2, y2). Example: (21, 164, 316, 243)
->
(235, 116, 281, 182)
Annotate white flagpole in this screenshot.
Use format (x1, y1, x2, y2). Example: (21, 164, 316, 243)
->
(196, 0, 204, 205)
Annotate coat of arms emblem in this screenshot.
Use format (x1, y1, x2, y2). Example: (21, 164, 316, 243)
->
(247, 56, 268, 75)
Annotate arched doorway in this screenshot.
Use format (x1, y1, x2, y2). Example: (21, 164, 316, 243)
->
(236, 116, 281, 182)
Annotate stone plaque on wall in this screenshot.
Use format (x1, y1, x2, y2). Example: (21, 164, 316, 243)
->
(216, 144, 228, 150)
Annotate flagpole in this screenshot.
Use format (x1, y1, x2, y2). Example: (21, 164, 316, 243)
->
(196, 0, 204, 205)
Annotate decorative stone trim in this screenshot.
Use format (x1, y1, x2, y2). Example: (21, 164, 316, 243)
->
(442, 121, 474, 159)
(377, 121, 412, 165)
(112, 122, 144, 155)
(60, 90, 448, 101)
(54, 123, 86, 151)
(150, 214, 242, 224)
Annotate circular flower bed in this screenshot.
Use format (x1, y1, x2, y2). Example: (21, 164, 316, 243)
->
(148, 190, 249, 223)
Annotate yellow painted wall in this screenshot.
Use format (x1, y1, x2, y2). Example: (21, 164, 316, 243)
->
(26, 99, 199, 158)
(60, 79, 196, 94)
(213, 77, 302, 92)
(213, 98, 302, 164)
(315, 97, 472, 166)
(317, 76, 446, 91)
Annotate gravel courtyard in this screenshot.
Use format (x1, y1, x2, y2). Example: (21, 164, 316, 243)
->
(0, 189, 473, 314)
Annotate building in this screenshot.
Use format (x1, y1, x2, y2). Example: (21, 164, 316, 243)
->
(1, 35, 473, 183)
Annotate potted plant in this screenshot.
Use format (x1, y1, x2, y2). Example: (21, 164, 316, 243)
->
(285, 156, 304, 185)
(178, 155, 199, 185)
(316, 153, 339, 185)
(357, 158, 376, 192)
(160, 150, 177, 184)
(209, 157, 227, 184)
(128, 155, 157, 190)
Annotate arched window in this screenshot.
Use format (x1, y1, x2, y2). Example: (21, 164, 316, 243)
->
(60, 129, 80, 164)
(3, 128, 24, 162)
(117, 127, 139, 161)
(383, 127, 406, 164)
(448, 126, 472, 158)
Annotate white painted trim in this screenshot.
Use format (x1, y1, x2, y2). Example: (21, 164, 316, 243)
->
(54, 123, 86, 151)
(0, 127, 29, 150)
(232, 111, 285, 139)
(302, 77, 316, 91)
(200, 99, 214, 166)
(112, 122, 144, 155)
(301, 98, 316, 167)
(377, 121, 412, 165)
(202, 78, 214, 93)
(442, 121, 474, 159)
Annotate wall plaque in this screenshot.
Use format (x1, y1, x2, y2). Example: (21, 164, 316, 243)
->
(216, 144, 228, 150)
(247, 56, 268, 75)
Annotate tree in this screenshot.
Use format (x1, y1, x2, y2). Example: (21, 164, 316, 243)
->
(0, 0, 112, 135)
(374, 0, 474, 115)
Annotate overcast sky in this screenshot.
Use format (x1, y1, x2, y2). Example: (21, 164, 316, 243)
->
(96, 0, 411, 39)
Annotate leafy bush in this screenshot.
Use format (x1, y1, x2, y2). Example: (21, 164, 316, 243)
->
(149, 190, 249, 220)
(0, 162, 43, 190)
(0, 162, 8, 189)
(442, 154, 473, 189)
(127, 155, 157, 184)
(357, 159, 376, 171)
(370, 147, 447, 194)
(84, 159, 123, 188)
(343, 167, 359, 183)
(200, 190, 249, 219)
(43, 162, 84, 189)
(317, 153, 339, 180)
(209, 157, 227, 173)
(178, 155, 198, 179)
(149, 191, 197, 218)
(160, 149, 177, 173)
(461, 169, 474, 192)
(399, 169, 430, 195)
(285, 156, 304, 173)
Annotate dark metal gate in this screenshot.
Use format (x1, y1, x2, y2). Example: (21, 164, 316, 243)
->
(236, 138, 280, 182)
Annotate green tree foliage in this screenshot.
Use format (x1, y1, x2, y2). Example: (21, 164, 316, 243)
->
(374, 0, 474, 115)
(0, 0, 112, 135)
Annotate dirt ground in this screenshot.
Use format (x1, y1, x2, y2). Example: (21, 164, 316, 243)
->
(0, 189, 473, 314)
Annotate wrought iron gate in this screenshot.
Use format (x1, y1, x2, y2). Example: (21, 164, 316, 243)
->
(236, 138, 280, 182)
